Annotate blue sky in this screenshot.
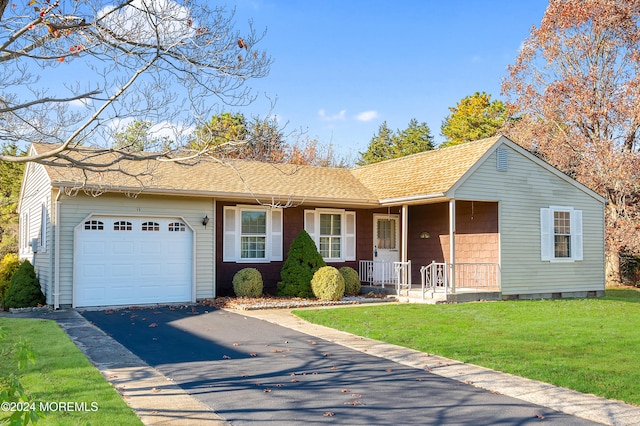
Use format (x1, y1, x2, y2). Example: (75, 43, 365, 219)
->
(231, 0, 549, 159)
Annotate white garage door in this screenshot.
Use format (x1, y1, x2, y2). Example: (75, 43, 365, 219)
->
(74, 216, 193, 307)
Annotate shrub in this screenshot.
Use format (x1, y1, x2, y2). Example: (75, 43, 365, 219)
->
(278, 230, 326, 298)
(0, 253, 20, 307)
(311, 266, 345, 301)
(339, 266, 361, 296)
(3, 260, 45, 309)
(232, 268, 263, 297)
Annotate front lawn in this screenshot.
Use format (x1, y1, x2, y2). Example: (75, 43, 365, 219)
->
(293, 288, 640, 406)
(0, 317, 142, 426)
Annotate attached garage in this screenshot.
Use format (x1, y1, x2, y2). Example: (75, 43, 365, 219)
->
(74, 215, 194, 307)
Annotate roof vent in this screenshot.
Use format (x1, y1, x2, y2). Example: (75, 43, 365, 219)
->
(496, 147, 508, 171)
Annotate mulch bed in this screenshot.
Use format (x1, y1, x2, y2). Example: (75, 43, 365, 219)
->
(199, 293, 396, 311)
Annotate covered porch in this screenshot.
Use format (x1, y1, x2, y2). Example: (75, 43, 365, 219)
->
(358, 199, 502, 302)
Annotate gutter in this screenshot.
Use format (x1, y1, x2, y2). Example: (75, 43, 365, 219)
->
(379, 193, 447, 206)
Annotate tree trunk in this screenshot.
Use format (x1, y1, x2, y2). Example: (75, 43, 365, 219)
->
(605, 250, 621, 287)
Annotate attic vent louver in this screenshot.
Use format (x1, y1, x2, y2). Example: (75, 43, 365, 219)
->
(496, 147, 508, 171)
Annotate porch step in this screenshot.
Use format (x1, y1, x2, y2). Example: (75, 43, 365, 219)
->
(396, 288, 502, 304)
(396, 289, 448, 304)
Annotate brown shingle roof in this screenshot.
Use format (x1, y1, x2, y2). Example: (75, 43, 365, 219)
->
(350, 136, 500, 200)
(31, 136, 501, 205)
(31, 144, 380, 205)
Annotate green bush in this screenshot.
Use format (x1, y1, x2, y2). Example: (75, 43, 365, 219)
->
(339, 266, 361, 296)
(311, 266, 345, 301)
(278, 230, 326, 298)
(232, 268, 263, 297)
(3, 260, 45, 309)
(0, 253, 20, 307)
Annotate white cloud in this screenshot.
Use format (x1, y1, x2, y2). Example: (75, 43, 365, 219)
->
(318, 109, 347, 121)
(356, 110, 379, 122)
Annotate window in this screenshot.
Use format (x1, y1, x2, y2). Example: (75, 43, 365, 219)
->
(376, 218, 396, 249)
(305, 209, 356, 262)
(541, 207, 583, 262)
(84, 220, 104, 230)
(319, 213, 341, 259)
(241, 211, 267, 259)
(114, 221, 133, 231)
(553, 211, 571, 258)
(142, 221, 160, 231)
(223, 205, 283, 262)
(168, 222, 186, 232)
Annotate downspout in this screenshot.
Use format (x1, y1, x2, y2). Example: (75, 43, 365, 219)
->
(53, 188, 63, 310)
(212, 198, 216, 299)
(449, 199, 456, 293)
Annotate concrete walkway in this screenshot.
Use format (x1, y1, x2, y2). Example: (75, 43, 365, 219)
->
(5, 307, 640, 425)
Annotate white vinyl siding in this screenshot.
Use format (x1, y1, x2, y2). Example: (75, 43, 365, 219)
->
(55, 193, 215, 306)
(453, 142, 604, 296)
(304, 209, 356, 262)
(223, 205, 283, 262)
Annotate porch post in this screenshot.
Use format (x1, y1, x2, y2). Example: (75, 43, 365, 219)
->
(401, 204, 408, 263)
(449, 199, 456, 293)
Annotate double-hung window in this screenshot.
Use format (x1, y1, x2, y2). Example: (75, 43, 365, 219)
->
(319, 213, 341, 259)
(305, 209, 356, 262)
(240, 210, 267, 259)
(223, 205, 283, 262)
(540, 206, 583, 262)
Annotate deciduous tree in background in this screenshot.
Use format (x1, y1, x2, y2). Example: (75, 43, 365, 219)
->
(0, 143, 23, 258)
(440, 92, 507, 147)
(0, 0, 271, 170)
(502, 0, 640, 285)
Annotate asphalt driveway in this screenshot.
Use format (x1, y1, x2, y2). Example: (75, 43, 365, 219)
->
(82, 305, 598, 425)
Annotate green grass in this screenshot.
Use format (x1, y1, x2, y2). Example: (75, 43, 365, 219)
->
(294, 288, 640, 406)
(0, 317, 142, 426)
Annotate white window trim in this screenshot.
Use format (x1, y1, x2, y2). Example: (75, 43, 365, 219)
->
(39, 203, 47, 252)
(223, 205, 283, 263)
(540, 206, 583, 262)
(21, 212, 29, 251)
(304, 208, 356, 262)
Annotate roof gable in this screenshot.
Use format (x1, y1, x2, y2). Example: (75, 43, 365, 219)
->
(350, 136, 501, 201)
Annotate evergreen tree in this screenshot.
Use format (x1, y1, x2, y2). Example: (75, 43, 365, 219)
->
(358, 119, 433, 165)
(277, 230, 326, 298)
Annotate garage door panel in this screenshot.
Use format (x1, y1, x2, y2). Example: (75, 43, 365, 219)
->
(75, 217, 193, 307)
(112, 241, 135, 255)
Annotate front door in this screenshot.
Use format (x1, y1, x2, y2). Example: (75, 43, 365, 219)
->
(373, 214, 399, 283)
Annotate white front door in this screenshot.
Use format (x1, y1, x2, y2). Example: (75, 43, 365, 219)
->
(373, 214, 399, 282)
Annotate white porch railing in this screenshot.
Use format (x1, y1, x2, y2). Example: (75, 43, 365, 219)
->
(420, 261, 450, 297)
(359, 260, 411, 292)
(420, 262, 500, 300)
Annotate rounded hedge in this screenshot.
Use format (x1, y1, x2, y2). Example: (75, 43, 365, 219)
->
(311, 266, 345, 301)
(232, 268, 263, 298)
(339, 266, 361, 296)
(3, 260, 45, 309)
